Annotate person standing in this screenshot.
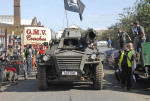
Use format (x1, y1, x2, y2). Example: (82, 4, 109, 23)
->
(129, 43, 136, 88)
(6, 47, 13, 61)
(118, 28, 132, 49)
(133, 21, 146, 52)
(107, 38, 112, 48)
(31, 46, 35, 70)
(119, 44, 133, 91)
(13, 46, 19, 55)
(26, 45, 33, 75)
(23, 46, 28, 79)
(0, 53, 6, 92)
(35, 45, 39, 56)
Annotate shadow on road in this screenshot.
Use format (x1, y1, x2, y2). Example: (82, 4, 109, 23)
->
(3, 64, 150, 95)
(4, 79, 95, 92)
(103, 64, 150, 95)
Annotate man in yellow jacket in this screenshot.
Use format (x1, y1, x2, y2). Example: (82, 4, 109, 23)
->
(119, 44, 134, 91)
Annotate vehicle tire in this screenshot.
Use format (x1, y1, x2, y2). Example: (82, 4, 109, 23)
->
(37, 65, 48, 90)
(93, 62, 103, 90)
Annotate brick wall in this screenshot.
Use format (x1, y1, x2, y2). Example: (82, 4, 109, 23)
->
(14, 0, 21, 26)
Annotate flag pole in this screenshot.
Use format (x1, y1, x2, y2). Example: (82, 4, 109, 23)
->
(62, 10, 65, 30)
(64, 0, 68, 28)
(65, 9, 69, 28)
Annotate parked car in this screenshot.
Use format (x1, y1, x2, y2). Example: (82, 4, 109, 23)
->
(104, 49, 117, 63)
(107, 50, 120, 69)
(97, 41, 108, 47)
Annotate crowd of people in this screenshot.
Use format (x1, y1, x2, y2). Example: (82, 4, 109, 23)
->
(23, 44, 47, 76)
(115, 21, 146, 91)
(0, 43, 47, 92)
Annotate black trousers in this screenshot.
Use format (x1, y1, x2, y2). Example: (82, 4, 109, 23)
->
(120, 41, 126, 49)
(121, 64, 132, 89)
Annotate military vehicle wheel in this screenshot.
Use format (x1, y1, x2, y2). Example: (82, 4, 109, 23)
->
(93, 63, 103, 90)
(37, 66, 48, 90)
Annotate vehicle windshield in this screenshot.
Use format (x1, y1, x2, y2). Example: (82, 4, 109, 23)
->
(63, 38, 79, 49)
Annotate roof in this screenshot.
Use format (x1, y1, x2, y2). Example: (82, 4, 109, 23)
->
(69, 24, 81, 29)
(0, 15, 40, 26)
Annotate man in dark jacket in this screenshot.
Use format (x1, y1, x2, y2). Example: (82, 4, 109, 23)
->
(119, 44, 134, 91)
(118, 28, 132, 49)
(35, 45, 39, 55)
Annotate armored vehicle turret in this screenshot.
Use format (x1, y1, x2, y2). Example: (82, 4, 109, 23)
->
(37, 28, 104, 90)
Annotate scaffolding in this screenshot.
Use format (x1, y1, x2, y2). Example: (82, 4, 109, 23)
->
(0, 29, 7, 53)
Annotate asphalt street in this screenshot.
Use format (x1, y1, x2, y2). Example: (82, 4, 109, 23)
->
(0, 47, 150, 101)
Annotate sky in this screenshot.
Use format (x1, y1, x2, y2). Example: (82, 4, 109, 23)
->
(0, 0, 137, 31)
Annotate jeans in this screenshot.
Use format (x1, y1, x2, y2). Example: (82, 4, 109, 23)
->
(24, 60, 28, 78)
(27, 57, 32, 75)
(137, 38, 146, 53)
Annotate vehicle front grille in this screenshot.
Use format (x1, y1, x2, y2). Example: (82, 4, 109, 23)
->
(56, 56, 82, 69)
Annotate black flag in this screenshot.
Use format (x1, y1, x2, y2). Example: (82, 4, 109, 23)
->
(64, 0, 85, 21)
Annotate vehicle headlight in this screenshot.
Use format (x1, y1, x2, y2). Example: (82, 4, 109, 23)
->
(79, 45, 83, 48)
(43, 55, 49, 61)
(91, 54, 96, 60)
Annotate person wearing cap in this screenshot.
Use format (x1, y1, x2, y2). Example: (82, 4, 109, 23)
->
(118, 28, 132, 49)
(133, 21, 146, 53)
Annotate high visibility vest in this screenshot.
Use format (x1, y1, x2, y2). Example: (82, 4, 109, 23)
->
(119, 50, 124, 65)
(127, 51, 132, 67)
(119, 50, 132, 67)
(23, 49, 26, 60)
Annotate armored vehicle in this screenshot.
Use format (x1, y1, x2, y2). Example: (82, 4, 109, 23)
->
(134, 42, 150, 79)
(37, 28, 104, 90)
